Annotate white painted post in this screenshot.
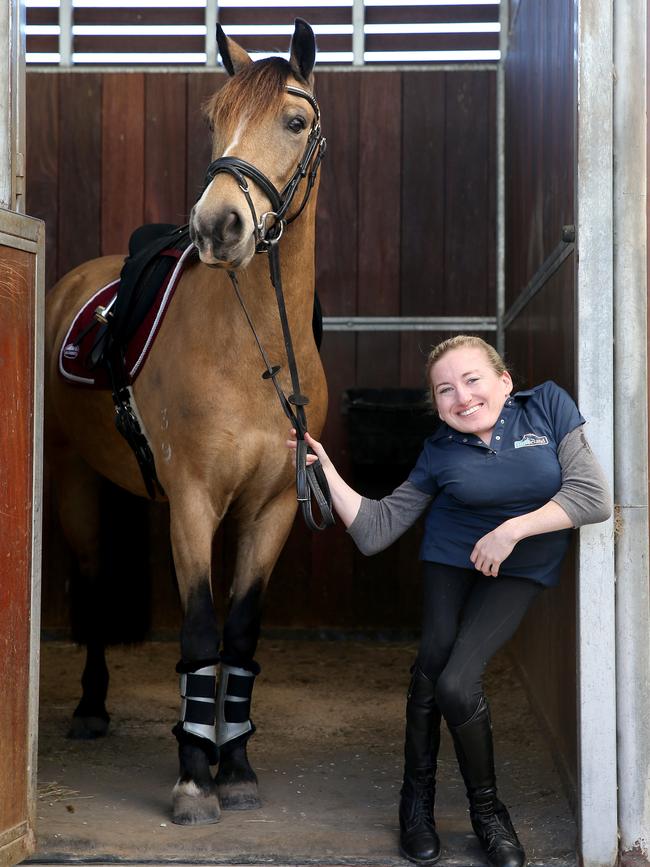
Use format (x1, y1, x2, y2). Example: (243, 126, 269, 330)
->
(352, 0, 364, 66)
(206, 1, 217, 67)
(0, 1, 13, 209)
(613, 0, 650, 860)
(59, 0, 73, 67)
(15, 0, 26, 213)
(575, 1, 619, 865)
(0, 0, 24, 211)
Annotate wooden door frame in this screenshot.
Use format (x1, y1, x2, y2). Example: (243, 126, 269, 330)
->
(0, 208, 44, 866)
(0, 2, 42, 864)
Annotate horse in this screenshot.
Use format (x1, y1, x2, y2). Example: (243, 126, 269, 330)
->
(44, 20, 328, 826)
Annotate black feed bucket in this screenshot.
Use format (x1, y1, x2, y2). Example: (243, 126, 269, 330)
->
(341, 388, 438, 470)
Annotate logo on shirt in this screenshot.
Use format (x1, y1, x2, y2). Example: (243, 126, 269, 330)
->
(514, 432, 549, 449)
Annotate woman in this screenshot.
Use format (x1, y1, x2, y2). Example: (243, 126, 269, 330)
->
(287, 336, 611, 867)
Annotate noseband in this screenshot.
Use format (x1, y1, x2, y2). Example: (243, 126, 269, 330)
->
(200, 85, 333, 532)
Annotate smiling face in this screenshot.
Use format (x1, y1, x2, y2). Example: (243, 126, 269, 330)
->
(430, 346, 513, 442)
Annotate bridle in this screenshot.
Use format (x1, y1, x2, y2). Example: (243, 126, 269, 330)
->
(200, 84, 333, 532)
(204, 85, 327, 251)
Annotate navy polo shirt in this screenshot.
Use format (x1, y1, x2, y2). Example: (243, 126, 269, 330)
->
(408, 381, 585, 587)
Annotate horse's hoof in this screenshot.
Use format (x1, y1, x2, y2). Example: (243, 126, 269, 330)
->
(218, 780, 261, 810)
(172, 780, 221, 825)
(67, 715, 110, 739)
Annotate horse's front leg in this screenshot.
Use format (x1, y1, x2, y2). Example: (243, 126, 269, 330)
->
(216, 486, 297, 810)
(169, 490, 222, 825)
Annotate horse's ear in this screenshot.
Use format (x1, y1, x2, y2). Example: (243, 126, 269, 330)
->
(289, 18, 316, 86)
(217, 23, 253, 76)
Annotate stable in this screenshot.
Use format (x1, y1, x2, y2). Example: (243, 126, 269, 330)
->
(0, 2, 648, 866)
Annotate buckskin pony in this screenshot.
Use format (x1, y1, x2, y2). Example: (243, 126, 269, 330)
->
(44, 20, 328, 825)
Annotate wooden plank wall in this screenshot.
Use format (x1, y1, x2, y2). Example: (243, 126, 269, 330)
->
(0, 242, 36, 861)
(503, 1, 578, 797)
(27, 67, 496, 633)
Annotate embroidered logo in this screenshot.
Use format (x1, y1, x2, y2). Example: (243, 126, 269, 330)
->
(63, 343, 79, 359)
(514, 432, 549, 449)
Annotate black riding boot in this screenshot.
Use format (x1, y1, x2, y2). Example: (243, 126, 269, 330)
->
(449, 697, 525, 867)
(398, 667, 442, 865)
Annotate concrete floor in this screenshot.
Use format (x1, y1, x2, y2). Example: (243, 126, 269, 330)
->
(27, 639, 576, 867)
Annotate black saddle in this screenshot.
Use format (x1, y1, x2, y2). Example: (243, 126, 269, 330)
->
(89, 223, 193, 370)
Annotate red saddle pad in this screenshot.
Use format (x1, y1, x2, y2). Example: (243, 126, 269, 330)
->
(58, 245, 194, 388)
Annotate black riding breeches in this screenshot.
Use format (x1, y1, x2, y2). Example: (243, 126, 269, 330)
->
(416, 562, 542, 727)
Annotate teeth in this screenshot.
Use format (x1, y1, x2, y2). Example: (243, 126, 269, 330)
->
(460, 404, 481, 416)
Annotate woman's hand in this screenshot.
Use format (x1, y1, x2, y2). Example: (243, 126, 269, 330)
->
(285, 428, 362, 527)
(470, 522, 518, 577)
(471, 502, 574, 576)
(286, 429, 331, 468)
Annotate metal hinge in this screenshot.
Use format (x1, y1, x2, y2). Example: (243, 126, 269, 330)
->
(15, 152, 25, 198)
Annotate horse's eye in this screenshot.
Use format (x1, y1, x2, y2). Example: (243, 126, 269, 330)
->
(287, 116, 306, 134)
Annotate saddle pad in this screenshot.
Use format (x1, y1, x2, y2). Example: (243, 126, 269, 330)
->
(59, 244, 195, 388)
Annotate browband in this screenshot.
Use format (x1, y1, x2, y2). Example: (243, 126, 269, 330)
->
(285, 85, 320, 121)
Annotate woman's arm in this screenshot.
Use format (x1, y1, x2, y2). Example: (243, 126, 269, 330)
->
(551, 426, 612, 526)
(287, 430, 362, 526)
(286, 430, 433, 552)
(470, 501, 573, 577)
(471, 427, 612, 577)
(347, 481, 432, 555)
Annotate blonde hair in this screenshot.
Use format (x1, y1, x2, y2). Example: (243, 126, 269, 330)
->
(426, 335, 507, 405)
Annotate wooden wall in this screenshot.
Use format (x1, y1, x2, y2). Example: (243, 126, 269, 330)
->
(503, 0, 578, 796)
(27, 67, 496, 633)
(0, 234, 38, 864)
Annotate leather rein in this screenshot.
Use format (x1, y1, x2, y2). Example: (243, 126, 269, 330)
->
(202, 85, 334, 532)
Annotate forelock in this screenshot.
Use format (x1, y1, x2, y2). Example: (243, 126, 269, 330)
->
(204, 57, 306, 134)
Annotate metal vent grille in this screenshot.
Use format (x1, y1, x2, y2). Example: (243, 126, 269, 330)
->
(25, 1, 60, 63)
(364, 2, 500, 63)
(217, 3, 355, 64)
(26, 1, 500, 66)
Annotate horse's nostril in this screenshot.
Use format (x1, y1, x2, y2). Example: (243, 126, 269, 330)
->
(214, 210, 243, 245)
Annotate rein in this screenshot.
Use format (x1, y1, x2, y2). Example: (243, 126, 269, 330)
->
(203, 84, 333, 532)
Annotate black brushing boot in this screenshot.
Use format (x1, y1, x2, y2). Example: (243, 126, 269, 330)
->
(449, 697, 526, 867)
(398, 667, 442, 865)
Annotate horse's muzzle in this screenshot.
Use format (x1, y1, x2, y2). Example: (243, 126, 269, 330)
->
(190, 204, 255, 269)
